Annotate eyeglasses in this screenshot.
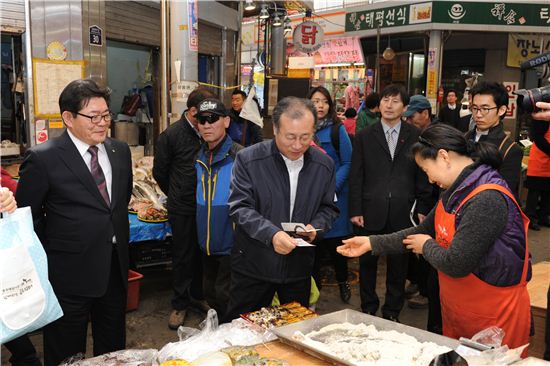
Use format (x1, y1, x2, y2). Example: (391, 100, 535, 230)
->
(469, 106, 498, 115)
(197, 114, 222, 125)
(76, 112, 113, 124)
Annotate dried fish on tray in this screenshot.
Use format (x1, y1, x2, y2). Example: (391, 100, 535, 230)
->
(241, 302, 317, 329)
(272, 309, 459, 366)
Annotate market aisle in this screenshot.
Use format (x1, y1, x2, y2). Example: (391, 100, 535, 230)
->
(1, 226, 548, 364)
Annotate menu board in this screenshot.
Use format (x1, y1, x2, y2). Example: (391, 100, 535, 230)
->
(32, 59, 85, 117)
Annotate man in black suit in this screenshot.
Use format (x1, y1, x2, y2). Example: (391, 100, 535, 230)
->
(438, 89, 460, 128)
(349, 84, 432, 322)
(17, 79, 133, 366)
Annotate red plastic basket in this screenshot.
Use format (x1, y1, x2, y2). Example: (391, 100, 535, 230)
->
(127, 270, 144, 312)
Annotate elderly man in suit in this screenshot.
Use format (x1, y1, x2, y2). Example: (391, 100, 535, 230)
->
(17, 79, 133, 366)
(349, 84, 432, 322)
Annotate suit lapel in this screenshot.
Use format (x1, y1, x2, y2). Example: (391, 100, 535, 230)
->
(58, 132, 109, 208)
(104, 138, 118, 209)
(372, 122, 391, 159)
(394, 123, 411, 159)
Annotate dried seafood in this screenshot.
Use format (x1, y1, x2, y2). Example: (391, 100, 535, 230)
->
(293, 322, 452, 366)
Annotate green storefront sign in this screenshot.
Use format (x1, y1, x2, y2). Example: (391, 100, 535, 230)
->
(346, 1, 550, 32)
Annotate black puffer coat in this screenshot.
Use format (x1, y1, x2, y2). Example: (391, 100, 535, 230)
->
(153, 114, 201, 215)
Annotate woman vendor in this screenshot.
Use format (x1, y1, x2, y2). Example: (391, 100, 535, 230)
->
(338, 124, 531, 353)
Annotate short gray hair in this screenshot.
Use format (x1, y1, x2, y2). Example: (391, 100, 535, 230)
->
(272, 97, 317, 129)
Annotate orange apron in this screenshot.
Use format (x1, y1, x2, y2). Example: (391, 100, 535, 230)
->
(526, 127, 550, 178)
(435, 183, 531, 354)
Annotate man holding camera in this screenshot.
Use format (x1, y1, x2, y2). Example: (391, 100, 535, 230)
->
(465, 81, 523, 198)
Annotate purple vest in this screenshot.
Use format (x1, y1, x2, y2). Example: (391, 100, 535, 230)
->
(444, 164, 531, 286)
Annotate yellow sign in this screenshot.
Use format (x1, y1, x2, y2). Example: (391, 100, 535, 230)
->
(288, 69, 311, 78)
(427, 69, 437, 99)
(507, 34, 550, 68)
(49, 120, 64, 129)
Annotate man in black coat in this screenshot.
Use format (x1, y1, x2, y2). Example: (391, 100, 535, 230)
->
(17, 79, 133, 366)
(438, 89, 461, 128)
(223, 97, 339, 321)
(227, 89, 263, 147)
(465, 81, 523, 198)
(153, 87, 215, 329)
(349, 84, 432, 322)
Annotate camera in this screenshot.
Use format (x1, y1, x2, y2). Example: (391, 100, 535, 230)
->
(514, 86, 550, 113)
(513, 51, 550, 113)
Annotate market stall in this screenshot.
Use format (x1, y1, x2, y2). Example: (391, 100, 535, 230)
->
(128, 156, 172, 269)
(67, 306, 544, 365)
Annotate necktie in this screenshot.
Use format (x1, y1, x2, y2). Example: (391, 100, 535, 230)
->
(387, 129, 397, 159)
(88, 146, 110, 206)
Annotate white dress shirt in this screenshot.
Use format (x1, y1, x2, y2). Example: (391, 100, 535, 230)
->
(67, 130, 113, 200)
(281, 153, 304, 219)
(474, 128, 489, 142)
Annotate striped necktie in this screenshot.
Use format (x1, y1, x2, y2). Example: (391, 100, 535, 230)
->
(88, 145, 110, 206)
(387, 128, 397, 159)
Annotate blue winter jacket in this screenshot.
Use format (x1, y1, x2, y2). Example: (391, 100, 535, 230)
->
(316, 123, 353, 238)
(196, 136, 242, 256)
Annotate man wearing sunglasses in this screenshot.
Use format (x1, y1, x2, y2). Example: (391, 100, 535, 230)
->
(17, 79, 133, 365)
(195, 98, 242, 317)
(153, 87, 215, 329)
(465, 81, 523, 198)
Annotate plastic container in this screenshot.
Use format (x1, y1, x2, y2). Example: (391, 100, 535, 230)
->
(127, 270, 144, 312)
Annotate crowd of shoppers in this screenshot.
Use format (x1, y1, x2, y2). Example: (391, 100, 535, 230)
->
(3, 77, 549, 365)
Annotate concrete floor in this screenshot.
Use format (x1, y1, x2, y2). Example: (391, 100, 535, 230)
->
(1, 226, 548, 364)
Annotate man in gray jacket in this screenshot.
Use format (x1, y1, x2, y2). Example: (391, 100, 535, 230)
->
(223, 97, 339, 321)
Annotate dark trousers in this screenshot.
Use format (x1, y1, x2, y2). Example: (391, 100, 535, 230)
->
(407, 252, 430, 296)
(169, 213, 203, 310)
(4, 335, 41, 366)
(43, 250, 126, 366)
(360, 252, 408, 317)
(358, 225, 408, 318)
(525, 189, 550, 224)
(312, 236, 349, 288)
(202, 253, 231, 318)
(426, 265, 443, 334)
(223, 271, 310, 323)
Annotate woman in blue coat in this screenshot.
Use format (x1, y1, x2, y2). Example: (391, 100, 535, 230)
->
(308, 86, 353, 302)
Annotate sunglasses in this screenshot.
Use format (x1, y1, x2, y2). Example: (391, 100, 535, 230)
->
(197, 114, 223, 124)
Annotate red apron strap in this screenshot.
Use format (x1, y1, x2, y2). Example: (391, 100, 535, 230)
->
(455, 183, 530, 284)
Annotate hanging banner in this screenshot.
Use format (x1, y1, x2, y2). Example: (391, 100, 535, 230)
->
(507, 34, 550, 68)
(426, 48, 438, 109)
(293, 20, 324, 53)
(316, 37, 363, 64)
(188, 0, 198, 52)
(503, 81, 519, 119)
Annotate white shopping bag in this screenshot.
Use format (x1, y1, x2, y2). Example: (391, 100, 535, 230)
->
(0, 207, 63, 343)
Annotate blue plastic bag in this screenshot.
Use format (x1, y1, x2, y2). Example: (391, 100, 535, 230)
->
(0, 207, 63, 343)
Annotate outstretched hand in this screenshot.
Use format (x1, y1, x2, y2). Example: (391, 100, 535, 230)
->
(337, 236, 372, 257)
